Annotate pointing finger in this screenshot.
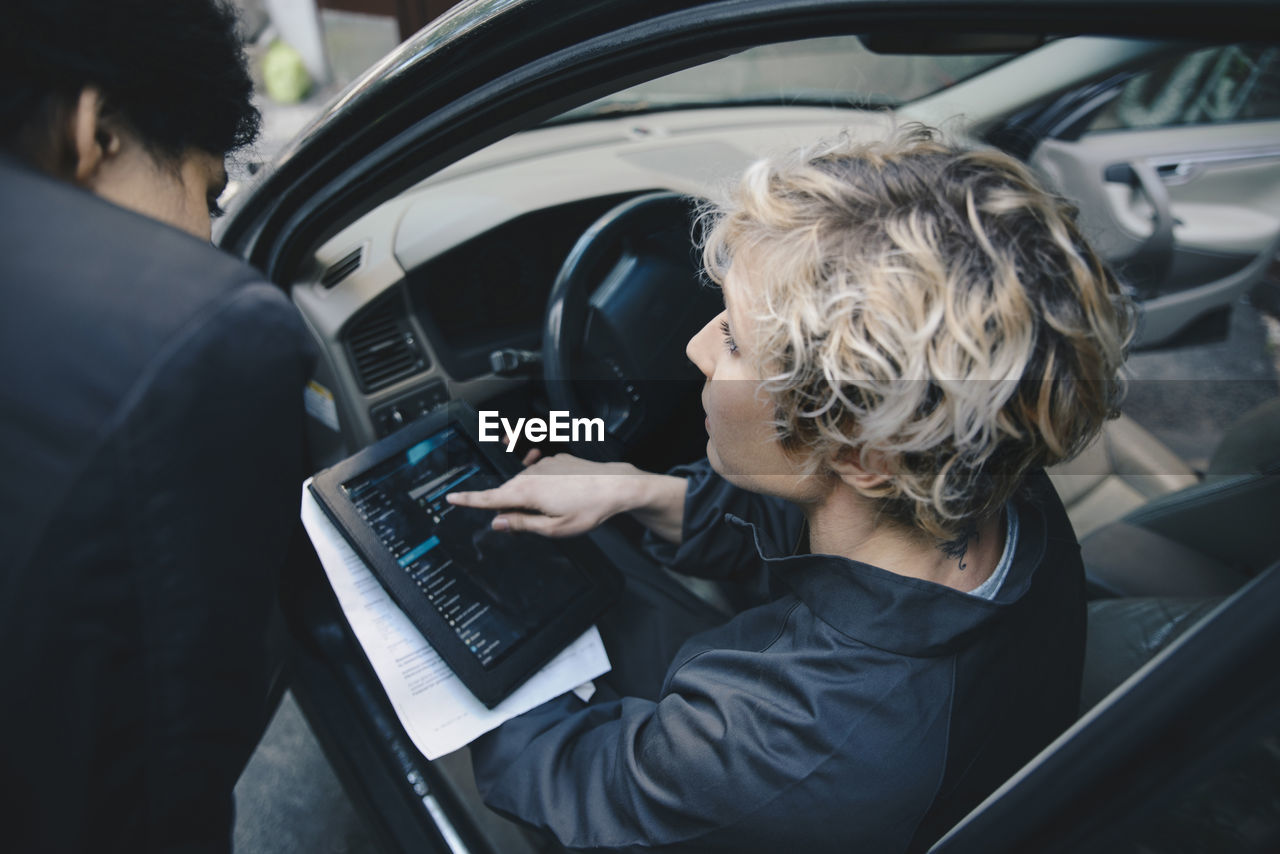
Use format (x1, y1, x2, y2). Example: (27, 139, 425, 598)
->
(446, 488, 505, 508)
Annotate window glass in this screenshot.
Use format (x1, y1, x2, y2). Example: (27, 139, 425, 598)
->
(1090, 44, 1280, 131)
(550, 36, 1016, 123)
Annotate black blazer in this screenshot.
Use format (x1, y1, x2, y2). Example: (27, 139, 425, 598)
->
(0, 158, 315, 852)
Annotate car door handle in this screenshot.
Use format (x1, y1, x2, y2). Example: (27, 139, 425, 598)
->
(1104, 159, 1176, 292)
(1154, 161, 1202, 185)
(1107, 161, 1199, 186)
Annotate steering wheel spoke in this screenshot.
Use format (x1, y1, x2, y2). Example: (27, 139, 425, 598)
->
(542, 192, 718, 461)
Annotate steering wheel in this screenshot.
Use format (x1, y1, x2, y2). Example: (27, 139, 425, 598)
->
(542, 192, 719, 461)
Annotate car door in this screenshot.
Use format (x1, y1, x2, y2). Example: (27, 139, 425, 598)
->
(1029, 44, 1280, 346)
(217, 5, 1280, 854)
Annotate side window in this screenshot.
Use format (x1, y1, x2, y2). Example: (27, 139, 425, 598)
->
(1090, 44, 1280, 131)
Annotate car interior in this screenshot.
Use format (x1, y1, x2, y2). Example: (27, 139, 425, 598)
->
(258, 29, 1280, 854)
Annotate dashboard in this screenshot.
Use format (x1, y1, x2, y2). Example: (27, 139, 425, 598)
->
(405, 192, 651, 380)
(289, 106, 892, 467)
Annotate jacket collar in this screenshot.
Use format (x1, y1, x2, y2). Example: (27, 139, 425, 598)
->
(723, 491, 1048, 657)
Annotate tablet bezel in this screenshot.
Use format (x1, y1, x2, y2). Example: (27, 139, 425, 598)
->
(308, 400, 620, 708)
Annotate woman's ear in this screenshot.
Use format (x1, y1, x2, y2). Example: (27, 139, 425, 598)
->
(68, 87, 117, 185)
(829, 446, 892, 490)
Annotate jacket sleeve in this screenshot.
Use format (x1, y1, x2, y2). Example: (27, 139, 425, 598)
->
(118, 283, 314, 850)
(640, 459, 804, 583)
(470, 611, 831, 853)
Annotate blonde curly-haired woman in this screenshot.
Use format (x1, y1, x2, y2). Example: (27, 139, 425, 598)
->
(450, 124, 1134, 853)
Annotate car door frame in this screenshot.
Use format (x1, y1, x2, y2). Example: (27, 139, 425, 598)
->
(224, 3, 1280, 853)
(218, 0, 1280, 287)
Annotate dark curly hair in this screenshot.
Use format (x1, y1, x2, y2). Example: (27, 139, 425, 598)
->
(2, 0, 260, 165)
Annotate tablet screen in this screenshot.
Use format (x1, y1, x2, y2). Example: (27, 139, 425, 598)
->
(341, 425, 589, 670)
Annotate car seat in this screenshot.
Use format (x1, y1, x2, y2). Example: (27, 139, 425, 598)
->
(1047, 413, 1200, 540)
(1049, 399, 1280, 599)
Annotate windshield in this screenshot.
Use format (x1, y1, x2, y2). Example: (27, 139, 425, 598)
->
(551, 35, 1018, 123)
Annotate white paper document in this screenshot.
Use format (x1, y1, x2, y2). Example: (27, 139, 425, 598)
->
(300, 481, 611, 760)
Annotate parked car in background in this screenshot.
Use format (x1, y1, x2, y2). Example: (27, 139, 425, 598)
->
(219, 2, 1280, 851)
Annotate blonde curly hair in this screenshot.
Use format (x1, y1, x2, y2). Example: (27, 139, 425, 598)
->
(701, 124, 1135, 544)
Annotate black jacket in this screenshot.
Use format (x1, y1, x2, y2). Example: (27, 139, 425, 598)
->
(0, 159, 315, 852)
(473, 460, 1085, 852)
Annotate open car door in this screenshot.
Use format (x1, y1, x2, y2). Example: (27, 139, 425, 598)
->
(216, 5, 1280, 854)
(1029, 44, 1280, 346)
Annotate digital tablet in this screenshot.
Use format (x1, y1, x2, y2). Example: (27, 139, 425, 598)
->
(308, 401, 620, 708)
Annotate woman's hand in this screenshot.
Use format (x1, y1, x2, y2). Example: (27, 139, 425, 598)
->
(447, 451, 686, 541)
(447, 452, 642, 537)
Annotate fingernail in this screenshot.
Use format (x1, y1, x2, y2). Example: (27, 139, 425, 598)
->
(492, 517, 509, 531)
(445, 493, 460, 503)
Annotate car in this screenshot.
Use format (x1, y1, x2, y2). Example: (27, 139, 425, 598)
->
(218, 2, 1280, 852)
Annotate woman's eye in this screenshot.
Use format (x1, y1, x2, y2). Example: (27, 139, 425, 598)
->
(719, 319, 739, 354)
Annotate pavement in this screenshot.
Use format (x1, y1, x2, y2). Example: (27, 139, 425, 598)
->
(234, 692, 383, 853)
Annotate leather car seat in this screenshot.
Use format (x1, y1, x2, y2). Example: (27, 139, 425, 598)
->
(1046, 413, 1200, 540)
(1049, 400, 1280, 599)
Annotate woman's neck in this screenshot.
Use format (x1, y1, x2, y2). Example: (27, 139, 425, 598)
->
(803, 485, 1004, 593)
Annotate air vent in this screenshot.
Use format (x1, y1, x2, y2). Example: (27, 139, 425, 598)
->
(345, 296, 428, 393)
(321, 246, 363, 288)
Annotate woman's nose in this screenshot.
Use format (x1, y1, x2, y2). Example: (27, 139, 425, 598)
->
(686, 313, 721, 380)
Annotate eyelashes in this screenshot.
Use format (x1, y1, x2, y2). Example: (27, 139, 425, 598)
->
(720, 319, 739, 354)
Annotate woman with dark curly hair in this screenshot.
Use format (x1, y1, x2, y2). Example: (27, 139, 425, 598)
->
(450, 124, 1134, 852)
(1, 2, 313, 850)
(2, 0, 261, 238)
